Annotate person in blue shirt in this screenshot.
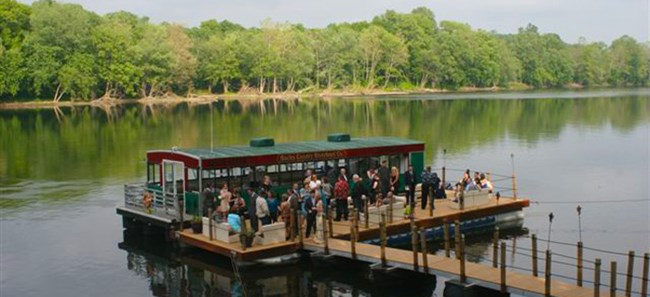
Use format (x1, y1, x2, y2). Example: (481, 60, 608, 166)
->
(227, 211, 241, 233)
(266, 191, 279, 223)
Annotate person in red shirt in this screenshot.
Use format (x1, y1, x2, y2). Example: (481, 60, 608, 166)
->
(334, 175, 350, 221)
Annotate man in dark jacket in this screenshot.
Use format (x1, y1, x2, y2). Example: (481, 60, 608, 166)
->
(351, 174, 368, 213)
(403, 166, 416, 207)
(378, 160, 390, 197)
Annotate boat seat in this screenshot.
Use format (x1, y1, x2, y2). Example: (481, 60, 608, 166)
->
(449, 190, 491, 209)
(255, 222, 286, 245)
(202, 217, 239, 243)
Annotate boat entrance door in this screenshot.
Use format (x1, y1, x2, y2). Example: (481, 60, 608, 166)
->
(162, 160, 185, 217)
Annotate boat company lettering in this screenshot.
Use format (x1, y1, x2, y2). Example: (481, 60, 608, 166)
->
(277, 150, 347, 163)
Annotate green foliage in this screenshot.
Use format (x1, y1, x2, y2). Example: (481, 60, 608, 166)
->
(0, 1, 647, 101)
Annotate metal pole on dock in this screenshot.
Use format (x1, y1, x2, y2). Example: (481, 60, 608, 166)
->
(510, 153, 517, 199)
(411, 223, 419, 272)
(323, 213, 329, 255)
(443, 219, 450, 258)
(532, 234, 538, 277)
(208, 207, 213, 240)
(328, 207, 334, 238)
(455, 220, 461, 260)
(594, 258, 601, 297)
(460, 234, 467, 283)
(610, 261, 617, 297)
(642, 253, 649, 297)
(179, 199, 184, 232)
(577, 241, 583, 286)
(493, 226, 500, 268)
(420, 229, 429, 274)
(428, 187, 434, 217)
(501, 242, 507, 293)
(350, 209, 357, 259)
(625, 251, 634, 297)
(380, 214, 387, 267)
(442, 166, 446, 189)
(545, 250, 552, 297)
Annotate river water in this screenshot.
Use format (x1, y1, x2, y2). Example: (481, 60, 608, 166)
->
(1, 89, 648, 297)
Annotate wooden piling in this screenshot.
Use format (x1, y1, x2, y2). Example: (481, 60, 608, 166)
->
(501, 242, 507, 293)
(428, 189, 433, 217)
(179, 199, 184, 232)
(328, 207, 334, 238)
(610, 261, 617, 297)
(297, 211, 303, 247)
(594, 258, 601, 297)
(545, 250, 551, 297)
(493, 226, 500, 268)
(239, 215, 247, 251)
(455, 220, 461, 260)
(380, 214, 387, 267)
(388, 198, 394, 224)
(322, 213, 329, 255)
(625, 251, 634, 297)
(411, 225, 419, 272)
(577, 241, 583, 286)
(354, 208, 360, 240)
(420, 229, 429, 274)
(641, 253, 648, 297)
(364, 198, 369, 229)
(350, 210, 357, 259)
(460, 234, 467, 283)
(532, 234, 539, 277)
(442, 166, 446, 188)
(208, 207, 213, 240)
(289, 210, 296, 241)
(443, 219, 450, 258)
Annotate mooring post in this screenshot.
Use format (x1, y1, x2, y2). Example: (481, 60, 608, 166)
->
(512, 175, 518, 199)
(208, 207, 213, 240)
(323, 213, 329, 255)
(594, 258, 601, 297)
(350, 210, 357, 259)
(364, 197, 369, 229)
(289, 210, 296, 241)
(380, 214, 387, 267)
(443, 219, 450, 258)
(460, 234, 467, 283)
(442, 166, 446, 188)
(179, 199, 185, 232)
(545, 250, 551, 297)
(420, 229, 429, 274)
(239, 215, 247, 250)
(532, 234, 539, 277)
(642, 253, 649, 297)
(297, 211, 303, 247)
(455, 220, 461, 260)
(501, 242, 507, 293)
(328, 207, 334, 238)
(493, 226, 500, 268)
(428, 189, 434, 217)
(577, 241, 583, 286)
(610, 261, 617, 297)
(625, 251, 634, 297)
(388, 198, 394, 224)
(411, 224, 419, 272)
(353, 208, 360, 241)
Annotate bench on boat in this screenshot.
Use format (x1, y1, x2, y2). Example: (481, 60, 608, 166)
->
(254, 222, 286, 245)
(202, 217, 239, 243)
(449, 190, 491, 209)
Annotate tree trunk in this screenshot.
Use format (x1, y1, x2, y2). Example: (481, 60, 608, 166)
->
(273, 77, 278, 93)
(259, 77, 265, 94)
(419, 74, 429, 89)
(53, 83, 63, 102)
(223, 80, 229, 94)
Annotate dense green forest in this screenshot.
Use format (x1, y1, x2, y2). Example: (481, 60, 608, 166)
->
(1, 0, 648, 101)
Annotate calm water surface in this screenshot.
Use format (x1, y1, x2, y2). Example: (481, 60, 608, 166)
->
(1, 89, 649, 297)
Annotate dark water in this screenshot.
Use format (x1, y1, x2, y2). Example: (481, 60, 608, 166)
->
(1, 89, 649, 297)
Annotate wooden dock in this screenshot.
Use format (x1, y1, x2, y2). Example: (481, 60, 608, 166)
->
(304, 238, 611, 297)
(177, 230, 300, 261)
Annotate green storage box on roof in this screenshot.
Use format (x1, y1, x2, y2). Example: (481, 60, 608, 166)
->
(250, 137, 275, 147)
(327, 133, 350, 142)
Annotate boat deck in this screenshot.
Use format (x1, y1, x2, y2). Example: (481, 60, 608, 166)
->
(177, 196, 529, 261)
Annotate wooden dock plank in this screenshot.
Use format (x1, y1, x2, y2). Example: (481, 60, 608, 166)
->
(304, 238, 608, 297)
(178, 230, 300, 261)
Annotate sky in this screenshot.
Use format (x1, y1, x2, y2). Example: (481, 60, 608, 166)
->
(19, 0, 649, 44)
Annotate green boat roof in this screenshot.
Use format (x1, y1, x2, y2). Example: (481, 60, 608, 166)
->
(173, 136, 423, 160)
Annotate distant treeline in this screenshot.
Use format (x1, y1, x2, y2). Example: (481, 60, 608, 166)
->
(1, 0, 648, 101)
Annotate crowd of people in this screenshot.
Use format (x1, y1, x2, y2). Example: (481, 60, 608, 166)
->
(196, 163, 495, 242)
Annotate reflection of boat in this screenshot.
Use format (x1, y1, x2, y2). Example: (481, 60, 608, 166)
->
(118, 231, 438, 297)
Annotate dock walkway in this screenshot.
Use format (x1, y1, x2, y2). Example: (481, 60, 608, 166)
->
(304, 238, 608, 297)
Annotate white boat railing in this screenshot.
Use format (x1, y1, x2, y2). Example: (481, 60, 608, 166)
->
(124, 183, 181, 220)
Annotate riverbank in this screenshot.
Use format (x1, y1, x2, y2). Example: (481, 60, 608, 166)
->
(0, 84, 589, 110)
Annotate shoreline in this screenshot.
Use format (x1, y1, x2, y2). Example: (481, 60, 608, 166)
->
(0, 85, 599, 110)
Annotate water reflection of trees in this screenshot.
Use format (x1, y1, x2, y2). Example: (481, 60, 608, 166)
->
(1, 94, 648, 183)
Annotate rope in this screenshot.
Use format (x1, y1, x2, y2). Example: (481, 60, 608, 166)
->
(229, 252, 248, 297)
(518, 235, 647, 259)
(530, 198, 649, 204)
